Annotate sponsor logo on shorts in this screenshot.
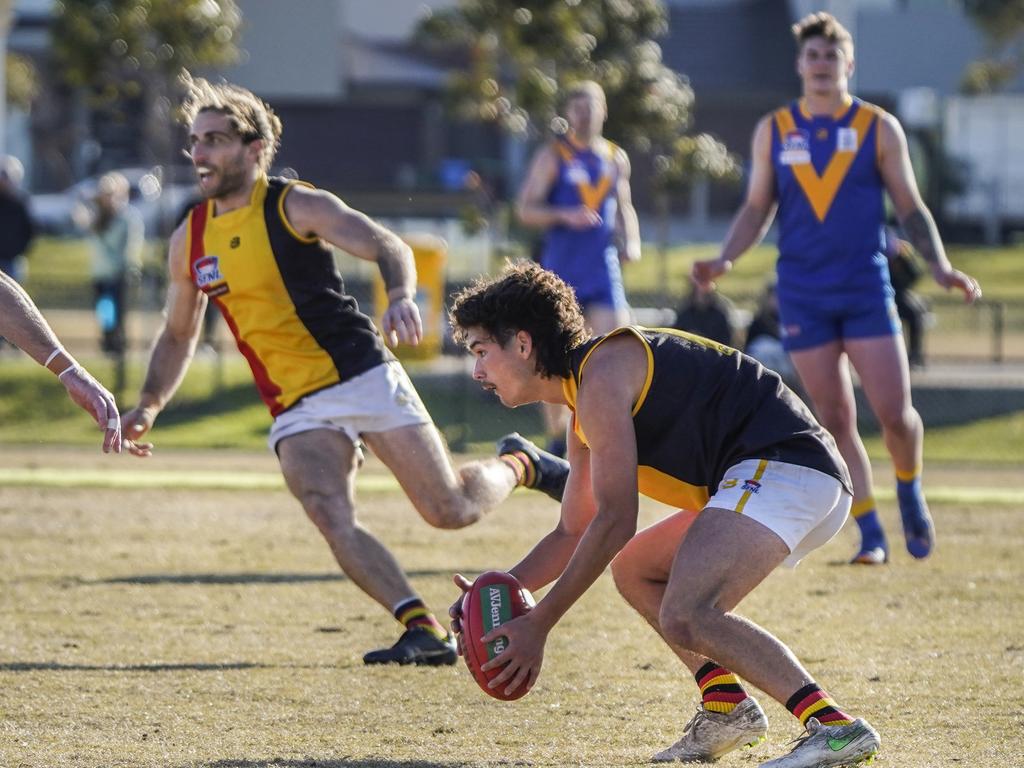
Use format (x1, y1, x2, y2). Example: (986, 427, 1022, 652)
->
(741, 479, 762, 493)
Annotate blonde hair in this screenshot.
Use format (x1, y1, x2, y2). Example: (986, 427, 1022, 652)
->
(179, 71, 283, 172)
(792, 12, 854, 57)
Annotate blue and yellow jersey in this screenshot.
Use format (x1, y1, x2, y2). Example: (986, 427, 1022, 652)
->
(771, 97, 891, 303)
(563, 327, 850, 511)
(185, 175, 391, 417)
(542, 135, 619, 268)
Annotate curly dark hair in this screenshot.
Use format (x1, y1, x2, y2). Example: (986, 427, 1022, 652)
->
(449, 262, 588, 379)
(179, 71, 283, 172)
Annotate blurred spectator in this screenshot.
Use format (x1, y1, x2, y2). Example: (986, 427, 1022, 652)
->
(74, 172, 144, 355)
(672, 282, 738, 347)
(744, 279, 804, 396)
(0, 155, 35, 284)
(884, 226, 929, 368)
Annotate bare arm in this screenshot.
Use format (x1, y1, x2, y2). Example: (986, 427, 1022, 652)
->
(878, 113, 982, 302)
(285, 185, 422, 346)
(480, 337, 644, 695)
(516, 144, 602, 230)
(121, 223, 207, 454)
(614, 147, 642, 263)
(692, 116, 778, 290)
(0, 270, 122, 453)
(509, 430, 598, 592)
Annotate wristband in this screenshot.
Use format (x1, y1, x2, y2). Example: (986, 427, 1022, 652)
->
(387, 287, 414, 302)
(44, 348, 64, 368)
(57, 364, 78, 380)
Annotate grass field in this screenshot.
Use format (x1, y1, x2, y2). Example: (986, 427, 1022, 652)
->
(1, 447, 1022, 767)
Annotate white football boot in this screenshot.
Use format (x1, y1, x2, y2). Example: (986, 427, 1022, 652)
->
(652, 697, 769, 762)
(758, 717, 881, 768)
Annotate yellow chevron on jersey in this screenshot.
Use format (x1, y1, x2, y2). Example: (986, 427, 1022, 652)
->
(186, 175, 388, 416)
(773, 102, 879, 222)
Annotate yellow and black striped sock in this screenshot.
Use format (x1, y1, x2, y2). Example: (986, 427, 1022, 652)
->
(786, 683, 854, 727)
(393, 597, 448, 641)
(499, 451, 536, 487)
(695, 661, 748, 714)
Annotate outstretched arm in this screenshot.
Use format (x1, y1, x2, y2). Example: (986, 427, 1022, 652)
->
(121, 223, 207, 455)
(614, 148, 642, 263)
(878, 112, 981, 303)
(0, 270, 121, 453)
(691, 116, 777, 291)
(284, 185, 421, 347)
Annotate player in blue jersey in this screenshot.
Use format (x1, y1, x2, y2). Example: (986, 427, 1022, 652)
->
(692, 12, 981, 566)
(516, 80, 642, 457)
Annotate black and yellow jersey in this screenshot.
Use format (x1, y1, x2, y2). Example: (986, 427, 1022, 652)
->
(185, 175, 391, 416)
(563, 326, 851, 510)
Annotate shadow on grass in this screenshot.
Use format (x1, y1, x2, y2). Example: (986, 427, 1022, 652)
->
(83, 568, 474, 586)
(0, 661, 266, 672)
(201, 761, 484, 768)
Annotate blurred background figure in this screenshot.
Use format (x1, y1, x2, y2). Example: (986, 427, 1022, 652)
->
(516, 81, 642, 457)
(884, 226, 929, 368)
(744, 279, 805, 399)
(672, 282, 738, 347)
(0, 155, 35, 285)
(74, 171, 144, 356)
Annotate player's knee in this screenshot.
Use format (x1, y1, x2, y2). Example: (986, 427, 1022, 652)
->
(659, 605, 716, 655)
(816, 402, 855, 439)
(415, 492, 473, 530)
(610, 546, 646, 602)
(875, 402, 917, 434)
(298, 491, 354, 536)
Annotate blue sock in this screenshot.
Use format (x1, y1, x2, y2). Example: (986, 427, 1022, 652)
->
(897, 475, 934, 558)
(854, 509, 886, 549)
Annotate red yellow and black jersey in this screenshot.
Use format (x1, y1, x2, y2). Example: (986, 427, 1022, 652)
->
(563, 327, 851, 511)
(185, 175, 391, 416)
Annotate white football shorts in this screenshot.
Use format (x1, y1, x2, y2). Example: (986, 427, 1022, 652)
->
(268, 360, 431, 453)
(707, 458, 852, 567)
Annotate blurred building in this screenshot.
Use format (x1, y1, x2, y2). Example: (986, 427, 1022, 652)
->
(5, 0, 1023, 235)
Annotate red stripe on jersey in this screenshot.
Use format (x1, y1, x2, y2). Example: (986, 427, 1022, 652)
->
(188, 202, 284, 416)
(188, 201, 208, 272)
(209, 294, 284, 415)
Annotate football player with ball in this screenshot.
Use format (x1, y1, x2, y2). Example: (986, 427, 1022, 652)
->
(449, 262, 881, 768)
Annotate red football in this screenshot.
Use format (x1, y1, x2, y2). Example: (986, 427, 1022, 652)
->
(459, 570, 536, 701)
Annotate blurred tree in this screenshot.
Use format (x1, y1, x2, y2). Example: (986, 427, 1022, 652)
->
(416, 0, 738, 200)
(961, 0, 1024, 92)
(50, 0, 241, 174)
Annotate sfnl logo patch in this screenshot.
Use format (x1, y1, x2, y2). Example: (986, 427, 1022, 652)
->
(479, 584, 512, 660)
(193, 255, 230, 297)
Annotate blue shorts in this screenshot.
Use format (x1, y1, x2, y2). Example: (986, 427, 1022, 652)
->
(541, 245, 628, 311)
(778, 294, 901, 352)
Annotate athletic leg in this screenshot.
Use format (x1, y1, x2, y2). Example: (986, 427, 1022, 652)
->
(362, 422, 519, 529)
(614, 511, 768, 762)
(846, 334, 933, 558)
(789, 342, 887, 563)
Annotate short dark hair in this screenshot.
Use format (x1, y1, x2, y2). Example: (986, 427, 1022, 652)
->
(792, 12, 854, 57)
(179, 71, 283, 172)
(449, 262, 588, 379)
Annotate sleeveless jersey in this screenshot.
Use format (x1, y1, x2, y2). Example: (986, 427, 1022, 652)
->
(563, 327, 851, 511)
(541, 136, 619, 285)
(186, 175, 391, 416)
(770, 97, 891, 304)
